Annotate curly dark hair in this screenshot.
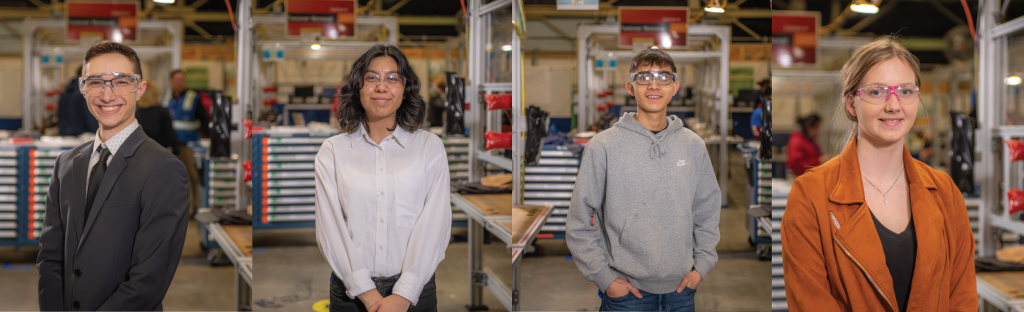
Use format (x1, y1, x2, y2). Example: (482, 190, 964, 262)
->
(336, 45, 425, 134)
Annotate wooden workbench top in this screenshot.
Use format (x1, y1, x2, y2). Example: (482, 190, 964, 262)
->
(978, 271, 1024, 300)
(461, 193, 514, 216)
(222, 224, 253, 258)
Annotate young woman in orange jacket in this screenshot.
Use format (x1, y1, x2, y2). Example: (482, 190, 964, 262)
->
(780, 36, 977, 312)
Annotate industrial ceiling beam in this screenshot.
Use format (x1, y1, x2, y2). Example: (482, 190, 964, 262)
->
(523, 4, 770, 19)
(184, 20, 215, 41)
(384, 0, 414, 14)
(0, 19, 20, 39)
(928, 0, 966, 25)
(538, 16, 574, 42)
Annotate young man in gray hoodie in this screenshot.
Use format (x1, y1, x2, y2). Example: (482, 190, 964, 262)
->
(566, 48, 721, 312)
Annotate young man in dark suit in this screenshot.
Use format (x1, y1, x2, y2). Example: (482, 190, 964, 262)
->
(36, 41, 190, 311)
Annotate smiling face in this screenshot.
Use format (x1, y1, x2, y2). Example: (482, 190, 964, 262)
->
(82, 53, 145, 138)
(626, 64, 680, 114)
(359, 56, 405, 124)
(846, 57, 919, 146)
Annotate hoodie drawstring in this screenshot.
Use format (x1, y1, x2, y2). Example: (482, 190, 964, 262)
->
(649, 134, 667, 159)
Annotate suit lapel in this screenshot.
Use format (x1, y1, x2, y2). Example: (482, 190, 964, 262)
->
(70, 143, 92, 240)
(76, 128, 147, 253)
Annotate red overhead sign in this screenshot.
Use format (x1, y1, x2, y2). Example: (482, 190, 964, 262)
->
(287, 0, 355, 39)
(66, 1, 138, 42)
(619, 7, 688, 49)
(772, 11, 819, 67)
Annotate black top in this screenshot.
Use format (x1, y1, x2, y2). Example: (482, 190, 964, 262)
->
(135, 106, 180, 155)
(650, 123, 668, 135)
(870, 211, 917, 312)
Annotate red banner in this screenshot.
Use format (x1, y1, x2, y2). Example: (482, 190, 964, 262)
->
(619, 7, 688, 49)
(66, 1, 137, 42)
(772, 11, 819, 67)
(287, 0, 355, 39)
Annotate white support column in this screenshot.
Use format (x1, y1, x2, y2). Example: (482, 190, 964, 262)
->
(235, 0, 253, 211)
(977, 0, 999, 257)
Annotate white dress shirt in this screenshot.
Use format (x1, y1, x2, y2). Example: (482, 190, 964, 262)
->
(314, 124, 451, 305)
(88, 120, 140, 183)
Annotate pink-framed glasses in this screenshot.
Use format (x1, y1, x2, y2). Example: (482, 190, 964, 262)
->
(854, 84, 920, 104)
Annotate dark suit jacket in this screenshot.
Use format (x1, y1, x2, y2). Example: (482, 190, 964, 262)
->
(36, 126, 190, 311)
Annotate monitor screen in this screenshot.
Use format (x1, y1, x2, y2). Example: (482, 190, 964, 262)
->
(294, 86, 315, 98)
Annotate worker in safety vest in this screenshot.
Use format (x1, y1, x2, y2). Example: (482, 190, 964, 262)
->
(164, 69, 210, 217)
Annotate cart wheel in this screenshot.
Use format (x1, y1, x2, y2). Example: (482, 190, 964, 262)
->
(757, 244, 771, 260)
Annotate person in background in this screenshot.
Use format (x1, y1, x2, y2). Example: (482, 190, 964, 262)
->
(785, 114, 827, 177)
(135, 82, 178, 155)
(57, 65, 99, 136)
(163, 69, 210, 217)
(751, 87, 770, 140)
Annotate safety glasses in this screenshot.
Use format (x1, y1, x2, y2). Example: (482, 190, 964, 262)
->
(79, 72, 142, 96)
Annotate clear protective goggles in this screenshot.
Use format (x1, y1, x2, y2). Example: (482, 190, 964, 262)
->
(854, 84, 920, 104)
(364, 73, 406, 89)
(79, 72, 142, 96)
(630, 70, 677, 86)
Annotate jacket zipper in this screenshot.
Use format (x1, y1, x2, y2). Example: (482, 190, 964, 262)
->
(829, 211, 898, 312)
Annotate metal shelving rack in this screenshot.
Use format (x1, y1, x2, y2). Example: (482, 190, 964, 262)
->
(0, 147, 17, 245)
(207, 157, 238, 208)
(26, 145, 73, 246)
(524, 147, 581, 239)
(977, 0, 1024, 310)
(251, 132, 325, 230)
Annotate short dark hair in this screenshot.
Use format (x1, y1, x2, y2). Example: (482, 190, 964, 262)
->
(83, 41, 143, 79)
(798, 114, 821, 134)
(336, 45, 425, 134)
(629, 48, 676, 74)
(170, 69, 184, 79)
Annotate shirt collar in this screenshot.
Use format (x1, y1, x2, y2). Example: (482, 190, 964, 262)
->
(93, 119, 140, 156)
(349, 123, 411, 149)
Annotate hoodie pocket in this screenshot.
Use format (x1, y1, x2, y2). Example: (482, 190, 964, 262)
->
(615, 215, 692, 281)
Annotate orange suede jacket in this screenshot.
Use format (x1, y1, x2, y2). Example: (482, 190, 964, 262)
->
(781, 138, 977, 311)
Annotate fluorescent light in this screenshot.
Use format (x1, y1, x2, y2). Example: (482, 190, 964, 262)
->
(1007, 76, 1023, 86)
(310, 44, 321, 50)
(704, 7, 724, 13)
(501, 45, 512, 51)
(153, 0, 174, 3)
(651, 46, 659, 49)
(851, 3, 879, 14)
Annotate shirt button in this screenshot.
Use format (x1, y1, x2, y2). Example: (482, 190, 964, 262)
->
(379, 219, 384, 223)
(380, 192, 384, 196)
(379, 168, 383, 171)
(379, 246, 383, 250)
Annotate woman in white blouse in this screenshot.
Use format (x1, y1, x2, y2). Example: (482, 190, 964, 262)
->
(315, 44, 451, 312)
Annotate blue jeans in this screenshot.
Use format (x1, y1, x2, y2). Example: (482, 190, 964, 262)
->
(599, 287, 696, 312)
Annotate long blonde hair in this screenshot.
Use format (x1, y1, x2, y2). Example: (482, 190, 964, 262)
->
(835, 36, 923, 148)
(137, 81, 160, 109)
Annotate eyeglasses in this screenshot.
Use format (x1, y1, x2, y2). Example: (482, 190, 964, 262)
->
(630, 70, 677, 86)
(364, 73, 406, 89)
(854, 84, 920, 104)
(79, 72, 141, 96)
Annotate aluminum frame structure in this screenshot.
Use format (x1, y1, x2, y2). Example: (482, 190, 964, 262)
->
(978, 1, 1024, 309)
(978, 0, 1024, 257)
(236, 0, 398, 216)
(20, 19, 183, 131)
(576, 24, 731, 204)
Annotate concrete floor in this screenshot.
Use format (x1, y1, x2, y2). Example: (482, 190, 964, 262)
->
(0, 220, 236, 311)
(517, 148, 771, 312)
(253, 227, 511, 312)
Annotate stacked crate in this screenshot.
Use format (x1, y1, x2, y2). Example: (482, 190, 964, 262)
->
(207, 158, 238, 208)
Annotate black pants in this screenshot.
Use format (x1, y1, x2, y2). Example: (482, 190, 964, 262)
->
(330, 273, 437, 312)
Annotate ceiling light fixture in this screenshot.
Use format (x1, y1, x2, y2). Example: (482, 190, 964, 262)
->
(704, 0, 726, 13)
(1007, 76, 1023, 86)
(153, 0, 174, 3)
(501, 45, 512, 51)
(310, 43, 321, 50)
(851, 0, 880, 14)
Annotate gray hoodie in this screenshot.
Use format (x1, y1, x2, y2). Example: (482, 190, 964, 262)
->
(566, 112, 721, 294)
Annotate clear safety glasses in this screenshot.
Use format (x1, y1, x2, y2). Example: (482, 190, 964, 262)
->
(79, 72, 142, 96)
(854, 84, 920, 104)
(630, 70, 677, 86)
